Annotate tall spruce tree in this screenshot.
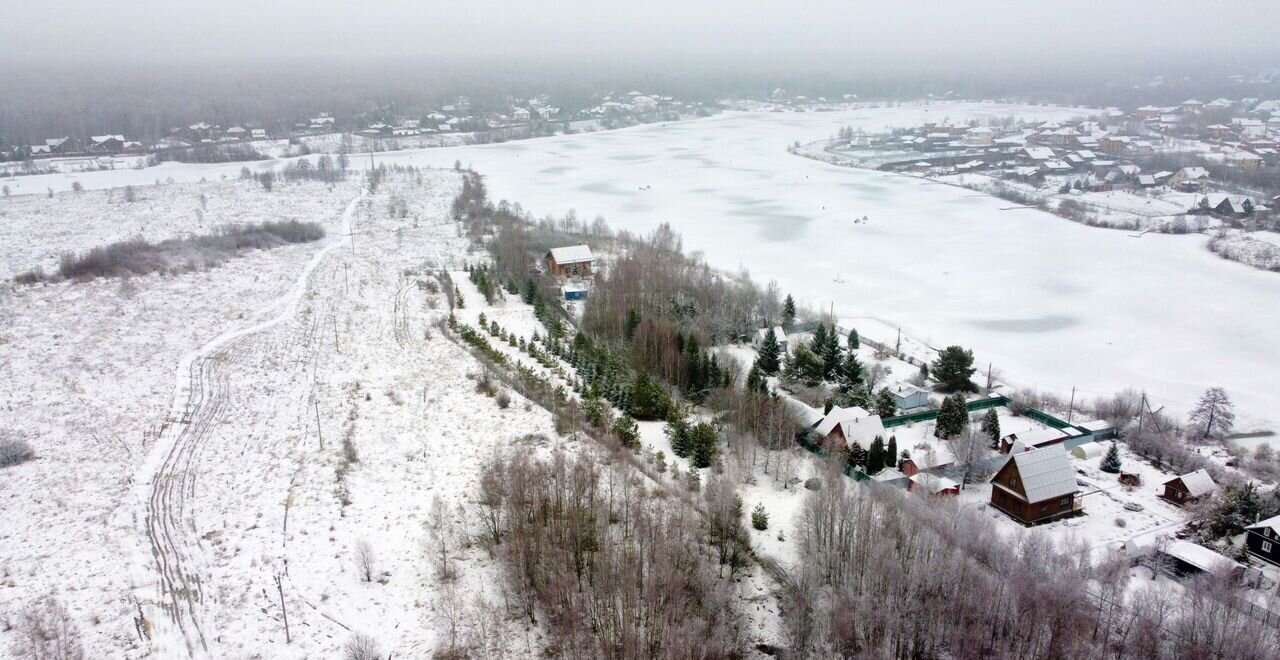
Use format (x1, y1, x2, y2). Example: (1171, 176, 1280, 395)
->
(867, 436, 887, 475)
(666, 408, 691, 457)
(746, 363, 768, 394)
(689, 422, 719, 469)
(1101, 441, 1123, 474)
(980, 408, 1001, 449)
(837, 349, 864, 394)
(874, 388, 897, 418)
(818, 325, 841, 379)
(935, 392, 970, 439)
(887, 435, 898, 469)
(757, 329, 782, 375)
(848, 328, 860, 350)
(782, 295, 797, 327)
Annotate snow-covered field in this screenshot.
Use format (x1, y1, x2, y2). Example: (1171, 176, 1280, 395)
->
(0, 172, 582, 658)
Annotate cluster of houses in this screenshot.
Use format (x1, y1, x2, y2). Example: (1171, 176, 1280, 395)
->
(800, 393, 1280, 583)
(848, 97, 1280, 222)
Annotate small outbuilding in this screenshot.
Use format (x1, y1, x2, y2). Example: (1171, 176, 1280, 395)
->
(888, 383, 931, 411)
(909, 473, 960, 497)
(1160, 469, 1216, 505)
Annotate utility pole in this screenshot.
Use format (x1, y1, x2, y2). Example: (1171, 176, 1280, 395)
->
(1137, 392, 1147, 436)
(343, 263, 349, 294)
(333, 315, 340, 353)
(1067, 387, 1076, 423)
(986, 362, 993, 391)
(273, 574, 290, 644)
(314, 399, 324, 450)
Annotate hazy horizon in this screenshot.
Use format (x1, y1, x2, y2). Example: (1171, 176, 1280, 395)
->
(5, 0, 1280, 68)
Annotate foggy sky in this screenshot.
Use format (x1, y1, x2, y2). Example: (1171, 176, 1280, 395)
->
(4, 0, 1280, 69)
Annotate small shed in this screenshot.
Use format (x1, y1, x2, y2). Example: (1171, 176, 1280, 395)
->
(871, 467, 910, 490)
(1071, 442, 1106, 460)
(1077, 419, 1115, 441)
(1160, 469, 1217, 505)
(909, 473, 960, 497)
(888, 383, 931, 411)
(1119, 471, 1142, 487)
(562, 283, 589, 302)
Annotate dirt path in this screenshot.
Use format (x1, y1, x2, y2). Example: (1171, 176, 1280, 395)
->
(135, 195, 361, 657)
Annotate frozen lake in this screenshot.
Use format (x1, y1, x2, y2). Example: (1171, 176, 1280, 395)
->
(12, 103, 1278, 428)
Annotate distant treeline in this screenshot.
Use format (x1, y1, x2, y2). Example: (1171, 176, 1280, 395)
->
(4, 58, 1280, 149)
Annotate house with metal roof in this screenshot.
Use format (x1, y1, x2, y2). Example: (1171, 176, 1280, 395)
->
(989, 445, 1082, 525)
(814, 406, 886, 452)
(1159, 469, 1216, 505)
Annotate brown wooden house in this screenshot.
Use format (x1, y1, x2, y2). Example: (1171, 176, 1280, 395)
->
(989, 445, 1082, 525)
(545, 245, 595, 277)
(1159, 469, 1216, 506)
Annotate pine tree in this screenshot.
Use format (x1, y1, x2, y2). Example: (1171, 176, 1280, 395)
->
(689, 422, 718, 468)
(454, 286, 465, 309)
(818, 325, 841, 379)
(782, 345, 824, 387)
(746, 363, 768, 394)
(1100, 441, 1122, 473)
(874, 388, 897, 418)
(1188, 387, 1234, 440)
(751, 504, 769, 531)
(757, 328, 782, 375)
(782, 295, 797, 328)
(847, 328, 860, 350)
(867, 436, 887, 475)
(837, 350, 864, 394)
(846, 442, 868, 472)
(630, 372, 671, 420)
(930, 345, 976, 391)
(979, 408, 1001, 449)
(666, 408, 691, 457)
(935, 392, 969, 439)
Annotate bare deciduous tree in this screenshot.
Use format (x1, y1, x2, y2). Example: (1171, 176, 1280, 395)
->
(353, 539, 375, 583)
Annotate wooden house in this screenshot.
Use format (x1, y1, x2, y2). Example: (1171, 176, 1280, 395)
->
(1159, 469, 1216, 505)
(545, 245, 595, 277)
(813, 406, 886, 452)
(989, 445, 1082, 525)
(1245, 514, 1280, 566)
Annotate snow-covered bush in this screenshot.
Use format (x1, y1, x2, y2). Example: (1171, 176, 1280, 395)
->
(0, 435, 34, 467)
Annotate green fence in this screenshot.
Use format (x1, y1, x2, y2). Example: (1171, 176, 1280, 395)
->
(1023, 407, 1072, 430)
(882, 395, 1010, 428)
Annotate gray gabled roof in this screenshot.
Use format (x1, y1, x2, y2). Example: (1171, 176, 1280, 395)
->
(996, 445, 1078, 504)
(548, 245, 594, 265)
(1164, 468, 1216, 497)
(1248, 514, 1280, 534)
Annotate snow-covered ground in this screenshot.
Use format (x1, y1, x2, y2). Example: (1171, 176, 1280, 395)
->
(11, 104, 1280, 432)
(0, 171, 584, 658)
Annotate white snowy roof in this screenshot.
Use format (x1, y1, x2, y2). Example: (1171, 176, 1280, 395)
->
(872, 467, 908, 483)
(838, 415, 887, 452)
(1247, 514, 1280, 534)
(1166, 541, 1240, 573)
(1023, 146, 1055, 160)
(91, 134, 124, 143)
(1177, 167, 1209, 179)
(911, 473, 959, 494)
(547, 245, 594, 265)
(815, 405, 871, 437)
(997, 445, 1078, 504)
(1004, 427, 1069, 449)
(891, 383, 930, 399)
(1164, 468, 1216, 497)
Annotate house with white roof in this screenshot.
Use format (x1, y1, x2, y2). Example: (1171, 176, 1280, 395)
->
(1169, 166, 1210, 189)
(814, 406, 886, 452)
(888, 383, 931, 411)
(1159, 469, 1216, 505)
(989, 445, 1082, 525)
(545, 245, 595, 277)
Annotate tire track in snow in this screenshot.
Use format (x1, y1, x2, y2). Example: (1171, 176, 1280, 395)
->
(137, 195, 361, 657)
